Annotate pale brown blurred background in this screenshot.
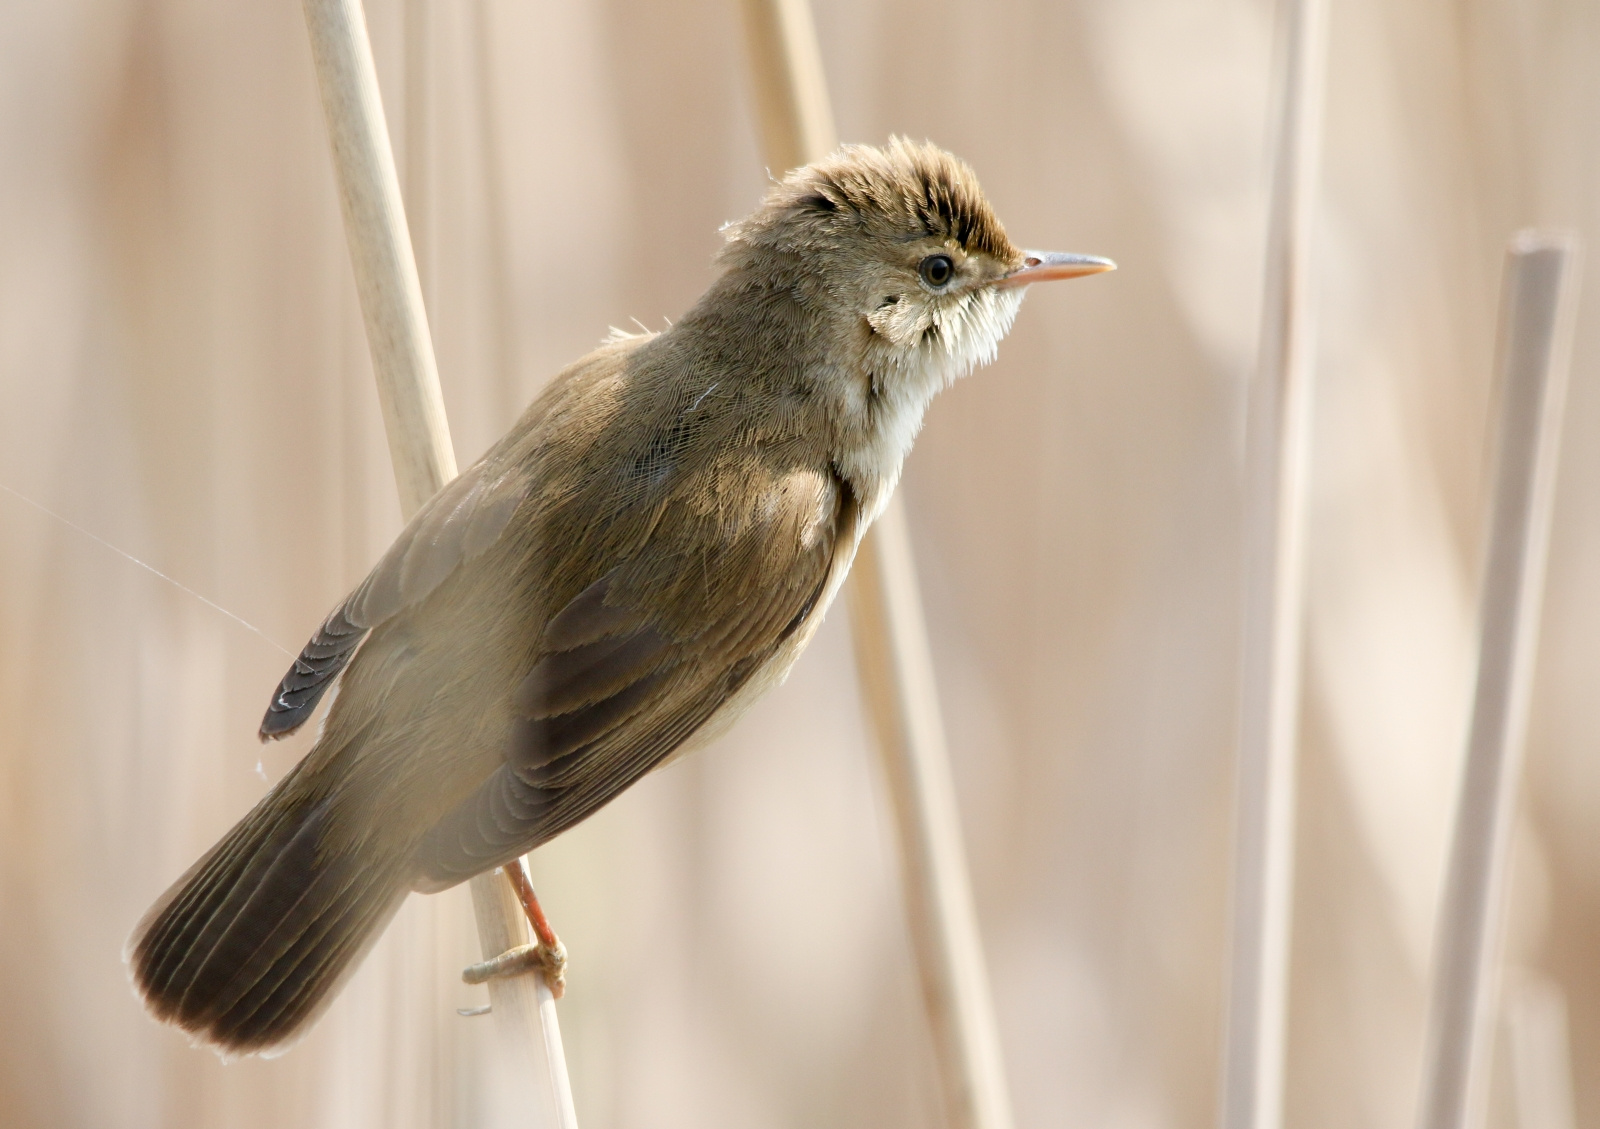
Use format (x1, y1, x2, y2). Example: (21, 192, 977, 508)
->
(2, 0, 1599, 1126)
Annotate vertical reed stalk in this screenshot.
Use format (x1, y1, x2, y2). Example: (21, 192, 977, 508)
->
(1220, 0, 1329, 1126)
(738, 3, 1015, 1126)
(300, 1, 576, 1123)
(1417, 233, 1580, 1129)
(301, 0, 455, 513)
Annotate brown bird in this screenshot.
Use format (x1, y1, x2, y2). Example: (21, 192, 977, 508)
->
(127, 138, 1113, 1054)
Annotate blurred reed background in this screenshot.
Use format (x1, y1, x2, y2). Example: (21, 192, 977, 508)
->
(2, 0, 1599, 1126)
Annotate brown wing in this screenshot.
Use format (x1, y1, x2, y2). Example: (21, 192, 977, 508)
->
(259, 459, 530, 739)
(259, 333, 649, 742)
(409, 466, 850, 890)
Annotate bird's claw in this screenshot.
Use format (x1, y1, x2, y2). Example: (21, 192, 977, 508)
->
(461, 938, 568, 998)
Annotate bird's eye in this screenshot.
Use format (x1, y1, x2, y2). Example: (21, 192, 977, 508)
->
(919, 254, 955, 288)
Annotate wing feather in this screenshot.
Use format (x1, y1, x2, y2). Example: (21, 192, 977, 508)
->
(259, 462, 529, 739)
(409, 467, 848, 890)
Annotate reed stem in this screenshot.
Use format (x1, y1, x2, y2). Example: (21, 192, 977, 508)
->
(738, 3, 1016, 1125)
(1417, 233, 1580, 1129)
(1219, 0, 1329, 1125)
(300, 1, 576, 1123)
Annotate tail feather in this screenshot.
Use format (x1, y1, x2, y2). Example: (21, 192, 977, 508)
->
(136, 797, 307, 1001)
(214, 872, 395, 1047)
(172, 806, 343, 1019)
(189, 844, 385, 1037)
(129, 780, 411, 1055)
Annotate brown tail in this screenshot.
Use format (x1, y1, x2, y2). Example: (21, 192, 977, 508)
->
(127, 776, 411, 1055)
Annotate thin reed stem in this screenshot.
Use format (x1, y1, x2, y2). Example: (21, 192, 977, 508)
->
(737, 3, 1016, 1126)
(299, 1, 576, 1124)
(1417, 233, 1580, 1129)
(1218, 0, 1329, 1126)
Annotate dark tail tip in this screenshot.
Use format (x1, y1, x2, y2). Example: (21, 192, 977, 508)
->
(128, 791, 406, 1055)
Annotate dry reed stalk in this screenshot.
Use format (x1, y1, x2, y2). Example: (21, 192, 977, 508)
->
(300, 1, 576, 1123)
(301, 0, 455, 513)
(1219, 0, 1329, 1126)
(1417, 233, 1580, 1129)
(738, 0, 834, 176)
(738, 3, 1015, 1126)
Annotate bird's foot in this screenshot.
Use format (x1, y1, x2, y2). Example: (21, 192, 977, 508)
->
(460, 859, 568, 998)
(461, 938, 568, 997)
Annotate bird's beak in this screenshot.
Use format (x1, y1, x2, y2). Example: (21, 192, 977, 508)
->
(994, 251, 1116, 288)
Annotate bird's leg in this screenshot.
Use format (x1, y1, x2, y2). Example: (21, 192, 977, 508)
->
(505, 858, 568, 994)
(460, 859, 568, 998)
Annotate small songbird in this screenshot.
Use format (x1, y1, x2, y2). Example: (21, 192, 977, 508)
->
(127, 138, 1113, 1054)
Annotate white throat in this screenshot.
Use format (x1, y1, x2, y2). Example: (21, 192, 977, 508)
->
(836, 283, 1028, 516)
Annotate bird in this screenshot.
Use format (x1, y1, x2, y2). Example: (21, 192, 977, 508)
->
(126, 137, 1113, 1055)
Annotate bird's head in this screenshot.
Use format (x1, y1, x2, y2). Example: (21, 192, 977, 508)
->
(719, 137, 1113, 401)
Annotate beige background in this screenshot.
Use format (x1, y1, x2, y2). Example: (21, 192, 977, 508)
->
(3, 0, 1600, 1126)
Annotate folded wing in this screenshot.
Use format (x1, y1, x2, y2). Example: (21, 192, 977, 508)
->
(411, 465, 850, 889)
